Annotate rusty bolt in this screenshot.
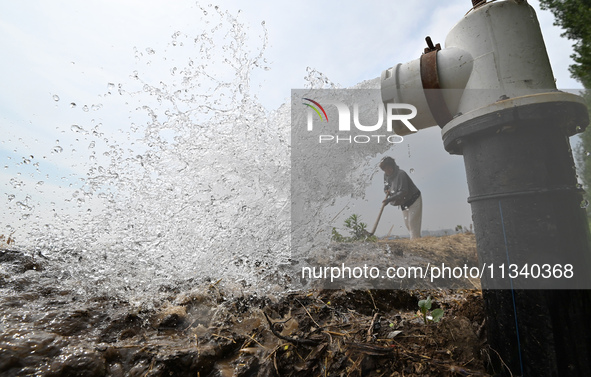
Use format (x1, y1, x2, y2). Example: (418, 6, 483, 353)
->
(423, 36, 441, 54)
(426, 36, 435, 51)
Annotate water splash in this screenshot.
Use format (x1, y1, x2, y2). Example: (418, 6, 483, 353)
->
(3, 3, 392, 299)
(3, 4, 290, 297)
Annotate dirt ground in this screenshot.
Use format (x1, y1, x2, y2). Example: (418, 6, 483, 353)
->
(0, 234, 492, 376)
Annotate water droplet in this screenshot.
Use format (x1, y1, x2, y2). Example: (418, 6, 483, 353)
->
(52, 94, 60, 101)
(83, 105, 89, 112)
(71, 124, 84, 133)
(7, 194, 15, 201)
(146, 48, 155, 55)
(88, 141, 96, 149)
(409, 168, 415, 174)
(70, 102, 77, 108)
(586, 151, 591, 157)
(261, 21, 266, 26)
(581, 199, 589, 209)
(16, 201, 31, 211)
(107, 83, 115, 90)
(52, 146, 63, 154)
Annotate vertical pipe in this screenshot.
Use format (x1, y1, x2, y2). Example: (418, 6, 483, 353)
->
(381, 0, 591, 372)
(443, 103, 591, 375)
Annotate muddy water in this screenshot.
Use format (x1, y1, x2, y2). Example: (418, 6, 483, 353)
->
(0, 245, 488, 376)
(0, 248, 269, 376)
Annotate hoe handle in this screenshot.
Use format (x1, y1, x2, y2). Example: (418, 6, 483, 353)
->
(368, 193, 390, 236)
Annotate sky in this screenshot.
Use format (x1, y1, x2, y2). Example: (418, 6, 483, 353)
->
(0, 0, 584, 239)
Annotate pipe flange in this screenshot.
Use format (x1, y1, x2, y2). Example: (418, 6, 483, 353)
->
(441, 92, 589, 154)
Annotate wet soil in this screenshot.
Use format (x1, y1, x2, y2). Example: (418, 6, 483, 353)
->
(0, 234, 491, 376)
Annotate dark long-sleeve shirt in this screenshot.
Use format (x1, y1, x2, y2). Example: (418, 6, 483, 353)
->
(383, 162, 420, 208)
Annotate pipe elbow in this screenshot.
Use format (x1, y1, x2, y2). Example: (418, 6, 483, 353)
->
(381, 47, 473, 134)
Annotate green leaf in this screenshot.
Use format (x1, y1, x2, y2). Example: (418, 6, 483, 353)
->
(431, 308, 444, 323)
(418, 297, 432, 311)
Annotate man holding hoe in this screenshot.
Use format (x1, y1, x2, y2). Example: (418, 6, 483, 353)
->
(379, 156, 422, 239)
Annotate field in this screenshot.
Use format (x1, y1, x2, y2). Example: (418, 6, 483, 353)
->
(0, 234, 492, 376)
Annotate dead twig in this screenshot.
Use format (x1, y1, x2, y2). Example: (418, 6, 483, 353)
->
(366, 313, 379, 342)
(397, 347, 489, 377)
(211, 333, 236, 343)
(489, 347, 514, 377)
(476, 318, 486, 339)
(263, 344, 283, 362)
(273, 352, 280, 376)
(367, 290, 377, 311)
(346, 342, 395, 356)
(323, 330, 348, 337)
(296, 299, 322, 329)
(241, 332, 265, 350)
(264, 312, 321, 347)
